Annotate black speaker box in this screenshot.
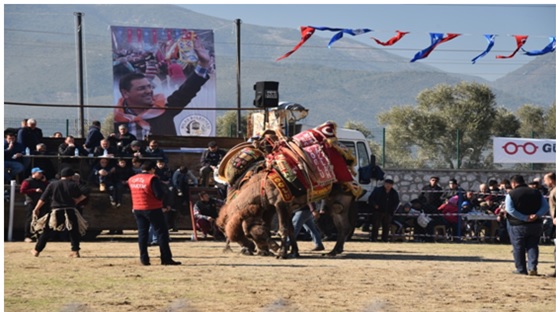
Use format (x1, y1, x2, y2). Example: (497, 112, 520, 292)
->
(253, 81, 279, 108)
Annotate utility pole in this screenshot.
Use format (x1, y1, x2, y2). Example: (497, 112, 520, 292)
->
(74, 12, 85, 138)
(235, 19, 242, 138)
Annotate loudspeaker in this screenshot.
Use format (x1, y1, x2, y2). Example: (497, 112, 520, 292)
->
(253, 81, 279, 108)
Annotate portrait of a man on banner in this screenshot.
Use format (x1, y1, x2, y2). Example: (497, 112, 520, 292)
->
(111, 26, 216, 138)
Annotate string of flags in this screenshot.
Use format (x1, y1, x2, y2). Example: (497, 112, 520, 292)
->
(276, 26, 556, 63)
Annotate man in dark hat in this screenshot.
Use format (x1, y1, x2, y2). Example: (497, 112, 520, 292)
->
(368, 178, 400, 242)
(199, 141, 226, 187)
(32, 167, 88, 258)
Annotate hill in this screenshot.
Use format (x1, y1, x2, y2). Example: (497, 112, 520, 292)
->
(4, 4, 554, 134)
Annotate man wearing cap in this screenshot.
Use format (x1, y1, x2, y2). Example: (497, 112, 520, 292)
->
(368, 178, 400, 242)
(505, 174, 549, 276)
(31, 167, 88, 258)
(20, 167, 49, 242)
(128, 161, 181, 266)
(199, 141, 226, 187)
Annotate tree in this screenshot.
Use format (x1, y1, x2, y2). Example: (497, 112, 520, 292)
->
(544, 101, 556, 138)
(515, 104, 546, 138)
(378, 82, 500, 169)
(216, 111, 248, 137)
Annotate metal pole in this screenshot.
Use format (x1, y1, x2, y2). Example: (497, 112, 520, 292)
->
(382, 128, 386, 167)
(74, 12, 85, 138)
(8, 180, 16, 241)
(235, 19, 242, 138)
(456, 129, 461, 169)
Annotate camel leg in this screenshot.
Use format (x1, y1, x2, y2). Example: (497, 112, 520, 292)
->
(326, 195, 355, 257)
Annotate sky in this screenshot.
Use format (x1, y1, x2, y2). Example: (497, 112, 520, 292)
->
(179, 2, 556, 81)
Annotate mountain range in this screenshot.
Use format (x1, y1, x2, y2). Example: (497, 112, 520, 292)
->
(4, 4, 555, 134)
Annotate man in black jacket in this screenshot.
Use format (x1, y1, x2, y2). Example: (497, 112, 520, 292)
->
(505, 175, 549, 276)
(368, 179, 400, 242)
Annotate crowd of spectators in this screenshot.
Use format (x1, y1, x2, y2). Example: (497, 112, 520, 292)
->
(4, 119, 203, 241)
(368, 175, 555, 245)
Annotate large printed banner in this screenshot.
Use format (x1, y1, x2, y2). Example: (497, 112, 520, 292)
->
(111, 26, 216, 138)
(493, 137, 556, 163)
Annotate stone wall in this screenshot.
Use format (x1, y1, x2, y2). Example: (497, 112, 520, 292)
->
(379, 168, 549, 203)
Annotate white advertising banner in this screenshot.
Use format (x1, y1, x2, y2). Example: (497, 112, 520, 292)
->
(493, 137, 556, 163)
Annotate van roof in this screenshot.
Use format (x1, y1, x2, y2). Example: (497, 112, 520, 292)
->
(300, 124, 366, 140)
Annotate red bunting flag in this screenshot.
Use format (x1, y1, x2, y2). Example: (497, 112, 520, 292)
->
(496, 35, 528, 59)
(372, 30, 410, 46)
(276, 26, 316, 61)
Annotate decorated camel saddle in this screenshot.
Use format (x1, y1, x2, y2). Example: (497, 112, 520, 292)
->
(218, 121, 360, 202)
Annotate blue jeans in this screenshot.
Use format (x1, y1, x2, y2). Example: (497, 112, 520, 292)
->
(507, 220, 543, 273)
(292, 208, 323, 248)
(133, 208, 173, 264)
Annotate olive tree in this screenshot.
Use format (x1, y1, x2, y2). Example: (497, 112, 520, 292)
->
(378, 82, 513, 169)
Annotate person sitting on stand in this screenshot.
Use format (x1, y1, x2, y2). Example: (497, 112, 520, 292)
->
(108, 124, 137, 154)
(88, 158, 116, 205)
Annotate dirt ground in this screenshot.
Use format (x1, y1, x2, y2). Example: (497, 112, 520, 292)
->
(4, 230, 556, 312)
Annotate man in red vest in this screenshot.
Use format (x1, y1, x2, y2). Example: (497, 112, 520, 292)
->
(128, 161, 180, 266)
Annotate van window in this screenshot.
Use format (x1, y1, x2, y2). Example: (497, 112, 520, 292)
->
(339, 140, 370, 168)
(356, 141, 370, 167)
(339, 141, 356, 160)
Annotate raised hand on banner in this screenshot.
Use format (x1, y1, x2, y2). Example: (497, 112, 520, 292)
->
(194, 37, 210, 69)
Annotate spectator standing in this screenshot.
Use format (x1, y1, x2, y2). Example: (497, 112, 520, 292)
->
(83, 120, 104, 154)
(543, 172, 556, 277)
(291, 205, 325, 251)
(368, 179, 400, 242)
(31, 167, 87, 258)
(112, 158, 135, 208)
(505, 175, 549, 276)
(172, 165, 197, 215)
(199, 141, 226, 187)
(128, 161, 180, 266)
(20, 167, 49, 242)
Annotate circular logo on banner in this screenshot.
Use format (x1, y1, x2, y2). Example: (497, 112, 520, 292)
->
(178, 115, 212, 136)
